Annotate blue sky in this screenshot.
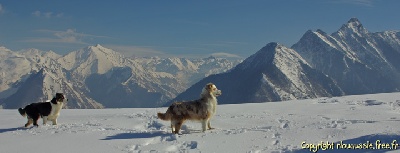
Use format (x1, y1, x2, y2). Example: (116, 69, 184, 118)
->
(0, 0, 399, 58)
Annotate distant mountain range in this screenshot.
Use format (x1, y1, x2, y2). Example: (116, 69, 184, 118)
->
(171, 18, 400, 105)
(0, 45, 241, 108)
(2, 18, 399, 108)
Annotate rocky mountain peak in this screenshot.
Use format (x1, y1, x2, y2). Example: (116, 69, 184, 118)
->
(239, 42, 307, 71)
(336, 18, 368, 37)
(171, 41, 343, 105)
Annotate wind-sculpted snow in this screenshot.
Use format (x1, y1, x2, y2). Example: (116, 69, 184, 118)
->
(1, 92, 400, 152)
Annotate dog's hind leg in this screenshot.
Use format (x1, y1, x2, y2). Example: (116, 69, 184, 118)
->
(173, 120, 183, 134)
(207, 120, 214, 130)
(32, 115, 40, 127)
(25, 118, 33, 128)
(170, 123, 175, 134)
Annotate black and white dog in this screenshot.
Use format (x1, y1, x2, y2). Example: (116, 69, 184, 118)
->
(18, 93, 67, 127)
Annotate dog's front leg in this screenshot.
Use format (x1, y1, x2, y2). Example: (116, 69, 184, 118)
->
(31, 115, 40, 127)
(33, 119, 39, 127)
(52, 119, 57, 125)
(201, 120, 208, 132)
(42, 116, 48, 125)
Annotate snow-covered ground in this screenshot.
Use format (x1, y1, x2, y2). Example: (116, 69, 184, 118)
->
(1, 92, 400, 153)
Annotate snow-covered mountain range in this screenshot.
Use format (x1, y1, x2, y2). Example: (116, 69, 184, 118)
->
(172, 18, 400, 105)
(292, 18, 400, 95)
(2, 18, 399, 108)
(0, 45, 241, 108)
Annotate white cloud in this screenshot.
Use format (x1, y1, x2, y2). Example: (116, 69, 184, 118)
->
(32, 10, 64, 18)
(327, 0, 375, 7)
(105, 45, 167, 57)
(348, 0, 374, 6)
(54, 29, 84, 43)
(0, 4, 4, 14)
(202, 41, 249, 47)
(22, 29, 109, 45)
(210, 52, 242, 58)
(175, 19, 211, 27)
(105, 45, 243, 59)
(32, 11, 40, 17)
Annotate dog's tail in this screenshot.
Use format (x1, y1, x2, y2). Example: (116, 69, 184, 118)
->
(157, 112, 171, 121)
(18, 108, 26, 117)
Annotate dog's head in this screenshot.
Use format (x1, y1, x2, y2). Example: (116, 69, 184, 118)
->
(202, 83, 222, 97)
(55, 93, 66, 102)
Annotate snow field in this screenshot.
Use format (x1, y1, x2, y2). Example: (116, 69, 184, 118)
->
(1, 92, 400, 153)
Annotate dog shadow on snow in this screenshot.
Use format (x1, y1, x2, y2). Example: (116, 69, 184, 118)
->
(101, 131, 178, 141)
(101, 120, 204, 140)
(0, 127, 27, 134)
(101, 125, 202, 140)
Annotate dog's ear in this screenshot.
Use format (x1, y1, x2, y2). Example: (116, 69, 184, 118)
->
(206, 83, 214, 91)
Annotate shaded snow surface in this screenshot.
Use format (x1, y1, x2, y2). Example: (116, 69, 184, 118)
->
(1, 92, 400, 153)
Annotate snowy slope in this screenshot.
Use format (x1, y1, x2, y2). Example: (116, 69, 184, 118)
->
(0, 47, 36, 98)
(2, 67, 103, 109)
(172, 42, 343, 105)
(1, 92, 400, 153)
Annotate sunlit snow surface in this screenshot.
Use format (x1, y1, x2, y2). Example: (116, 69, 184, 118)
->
(1, 92, 400, 153)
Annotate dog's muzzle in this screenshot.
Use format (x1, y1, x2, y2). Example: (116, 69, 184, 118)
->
(58, 96, 68, 103)
(215, 90, 222, 96)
